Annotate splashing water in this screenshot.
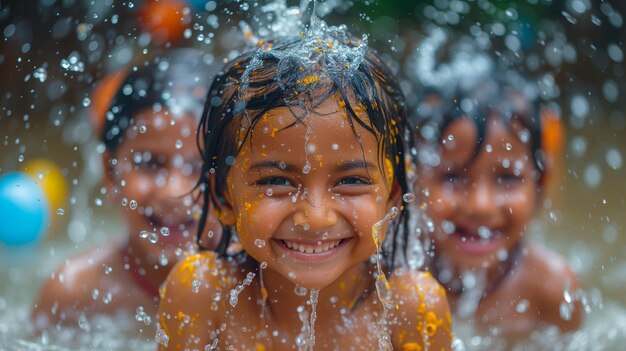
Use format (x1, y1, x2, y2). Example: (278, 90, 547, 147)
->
(371, 206, 399, 351)
(229, 272, 256, 307)
(308, 289, 319, 350)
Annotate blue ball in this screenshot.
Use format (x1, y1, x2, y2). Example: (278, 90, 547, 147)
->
(0, 172, 49, 245)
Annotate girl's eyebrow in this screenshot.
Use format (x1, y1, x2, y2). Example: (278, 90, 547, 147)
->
(249, 160, 297, 172)
(335, 160, 377, 172)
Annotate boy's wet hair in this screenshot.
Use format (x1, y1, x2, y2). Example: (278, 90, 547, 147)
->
(408, 33, 545, 181)
(103, 48, 218, 153)
(196, 34, 412, 274)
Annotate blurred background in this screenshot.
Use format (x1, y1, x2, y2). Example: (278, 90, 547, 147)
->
(1, 0, 624, 349)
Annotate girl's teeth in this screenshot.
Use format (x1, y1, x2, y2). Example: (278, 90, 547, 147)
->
(284, 240, 341, 254)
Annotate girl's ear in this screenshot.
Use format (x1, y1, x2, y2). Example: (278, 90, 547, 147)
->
(209, 175, 235, 226)
(386, 180, 402, 211)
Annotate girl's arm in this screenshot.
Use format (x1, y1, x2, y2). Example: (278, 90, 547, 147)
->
(391, 270, 453, 351)
(157, 252, 220, 351)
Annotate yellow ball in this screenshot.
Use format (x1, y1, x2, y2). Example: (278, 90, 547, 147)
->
(23, 159, 68, 214)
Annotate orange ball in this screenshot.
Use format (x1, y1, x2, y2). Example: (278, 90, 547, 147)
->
(138, 0, 189, 44)
(90, 69, 127, 135)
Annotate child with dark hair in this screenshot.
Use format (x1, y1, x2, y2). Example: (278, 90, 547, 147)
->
(32, 48, 222, 329)
(158, 21, 452, 350)
(409, 30, 582, 339)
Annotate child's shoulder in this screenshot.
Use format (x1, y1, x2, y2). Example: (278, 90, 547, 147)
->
(158, 252, 242, 350)
(519, 242, 580, 296)
(31, 243, 121, 326)
(164, 251, 240, 290)
(513, 242, 582, 330)
(388, 268, 453, 350)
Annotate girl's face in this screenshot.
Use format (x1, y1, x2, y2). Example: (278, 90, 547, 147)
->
(106, 109, 221, 265)
(218, 97, 397, 289)
(417, 116, 539, 271)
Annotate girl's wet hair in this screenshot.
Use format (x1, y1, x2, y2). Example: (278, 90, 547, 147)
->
(409, 54, 545, 181)
(196, 36, 412, 274)
(103, 48, 218, 153)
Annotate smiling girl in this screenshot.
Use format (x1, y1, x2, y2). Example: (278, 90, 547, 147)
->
(409, 33, 582, 339)
(157, 25, 452, 350)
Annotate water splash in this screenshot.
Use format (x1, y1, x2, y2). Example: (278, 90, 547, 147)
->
(371, 206, 399, 351)
(229, 272, 256, 307)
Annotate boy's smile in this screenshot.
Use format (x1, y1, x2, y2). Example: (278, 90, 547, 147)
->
(218, 96, 397, 289)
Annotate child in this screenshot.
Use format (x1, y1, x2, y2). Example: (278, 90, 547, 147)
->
(157, 26, 453, 350)
(32, 48, 222, 329)
(409, 34, 582, 339)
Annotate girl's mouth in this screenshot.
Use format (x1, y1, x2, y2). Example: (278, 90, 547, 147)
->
(274, 238, 352, 261)
(451, 227, 502, 256)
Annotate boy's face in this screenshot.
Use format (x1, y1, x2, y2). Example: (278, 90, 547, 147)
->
(218, 97, 397, 289)
(105, 109, 221, 266)
(416, 116, 539, 271)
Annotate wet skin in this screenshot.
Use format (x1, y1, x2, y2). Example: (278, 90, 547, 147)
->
(32, 110, 221, 330)
(417, 116, 582, 338)
(158, 97, 453, 350)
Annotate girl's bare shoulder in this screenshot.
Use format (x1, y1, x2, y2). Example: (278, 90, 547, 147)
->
(389, 268, 453, 350)
(157, 252, 243, 350)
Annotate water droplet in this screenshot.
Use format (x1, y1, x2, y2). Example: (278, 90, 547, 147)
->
(121, 198, 128, 206)
(104, 266, 112, 274)
(91, 288, 99, 300)
(302, 161, 311, 174)
(139, 125, 147, 133)
(175, 140, 183, 149)
(266, 188, 273, 196)
(331, 143, 339, 150)
(294, 284, 308, 296)
(56, 208, 65, 215)
(288, 272, 296, 279)
(192, 280, 201, 293)
(505, 143, 512, 151)
(485, 144, 493, 153)
(402, 193, 415, 203)
(102, 292, 112, 304)
(254, 239, 266, 248)
(159, 253, 168, 266)
(260, 261, 268, 269)
(516, 299, 529, 313)
(139, 230, 149, 239)
(155, 327, 169, 347)
(129, 200, 138, 210)
(160, 227, 170, 236)
(146, 232, 159, 244)
(18, 154, 24, 162)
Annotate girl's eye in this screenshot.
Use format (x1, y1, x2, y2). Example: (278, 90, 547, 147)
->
(135, 159, 162, 170)
(497, 174, 523, 185)
(441, 173, 463, 184)
(255, 176, 294, 187)
(336, 176, 371, 186)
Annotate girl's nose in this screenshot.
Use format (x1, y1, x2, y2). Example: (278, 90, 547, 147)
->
(160, 170, 196, 200)
(466, 180, 495, 218)
(293, 190, 338, 231)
